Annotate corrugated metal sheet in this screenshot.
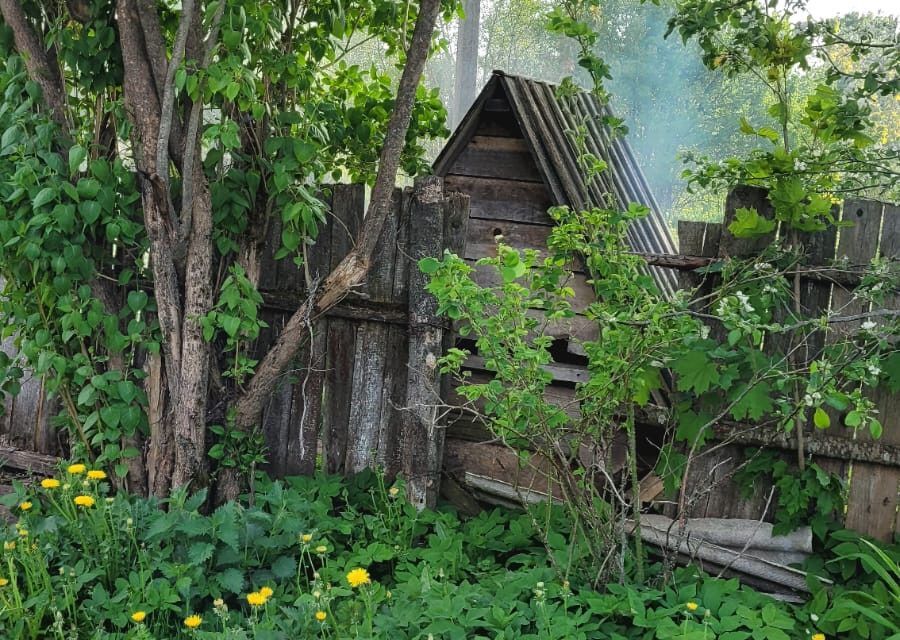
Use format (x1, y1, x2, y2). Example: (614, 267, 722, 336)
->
(499, 72, 679, 296)
(436, 70, 679, 297)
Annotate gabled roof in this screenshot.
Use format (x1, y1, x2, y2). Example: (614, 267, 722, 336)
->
(435, 70, 678, 296)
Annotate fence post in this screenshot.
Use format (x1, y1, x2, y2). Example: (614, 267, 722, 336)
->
(403, 176, 449, 509)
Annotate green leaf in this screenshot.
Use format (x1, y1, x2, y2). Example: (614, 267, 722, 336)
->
(127, 290, 148, 313)
(271, 555, 297, 579)
(419, 257, 440, 274)
(293, 140, 316, 164)
(813, 407, 830, 429)
(221, 315, 241, 338)
(187, 542, 216, 566)
(32, 187, 57, 209)
(730, 381, 774, 421)
(869, 418, 883, 439)
(79, 200, 101, 224)
(216, 567, 245, 594)
(728, 207, 776, 238)
(673, 350, 720, 394)
(69, 145, 87, 176)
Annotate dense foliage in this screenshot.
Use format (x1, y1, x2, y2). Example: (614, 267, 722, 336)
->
(2, 470, 899, 639)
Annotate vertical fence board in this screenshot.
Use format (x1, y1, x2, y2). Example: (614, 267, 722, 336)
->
(673, 221, 723, 519)
(345, 189, 403, 472)
(821, 200, 882, 490)
(693, 187, 779, 521)
(323, 185, 364, 474)
(847, 201, 899, 540)
(282, 191, 335, 476)
(380, 189, 415, 478)
(404, 177, 451, 508)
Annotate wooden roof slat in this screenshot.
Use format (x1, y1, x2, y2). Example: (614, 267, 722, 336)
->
(435, 70, 680, 297)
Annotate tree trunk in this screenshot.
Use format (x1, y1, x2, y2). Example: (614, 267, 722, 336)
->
(452, 0, 481, 128)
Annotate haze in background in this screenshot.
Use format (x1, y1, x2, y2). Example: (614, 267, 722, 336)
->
(422, 0, 899, 226)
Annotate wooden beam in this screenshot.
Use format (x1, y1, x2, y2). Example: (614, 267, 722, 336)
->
(638, 406, 900, 468)
(635, 251, 895, 288)
(0, 446, 59, 475)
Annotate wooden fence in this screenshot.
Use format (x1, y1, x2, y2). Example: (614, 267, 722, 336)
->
(1, 180, 898, 541)
(250, 178, 468, 508)
(671, 186, 900, 541)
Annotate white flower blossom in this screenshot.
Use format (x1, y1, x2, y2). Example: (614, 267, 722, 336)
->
(861, 320, 877, 331)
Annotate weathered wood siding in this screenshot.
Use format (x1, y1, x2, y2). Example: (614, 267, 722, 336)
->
(675, 189, 900, 541)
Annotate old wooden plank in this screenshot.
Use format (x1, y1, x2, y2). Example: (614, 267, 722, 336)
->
(377, 188, 415, 478)
(257, 310, 295, 477)
(1, 331, 59, 456)
(0, 445, 58, 475)
(677, 221, 720, 298)
(323, 184, 364, 474)
(403, 177, 449, 508)
(444, 174, 554, 222)
(821, 200, 882, 497)
(475, 110, 522, 137)
(469, 198, 554, 226)
(443, 437, 565, 501)
(847, 200, 899, 540)
(281, 191, 335, 476)
(449, 144, 544, 183)
(464, 354, 589, 384)
(345, 188, 403, 473)
(688, 188, 775, 521)
(465, 217, 556, 262)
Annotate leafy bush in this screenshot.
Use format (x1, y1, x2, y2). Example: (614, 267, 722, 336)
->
(3, 466, 896, 639)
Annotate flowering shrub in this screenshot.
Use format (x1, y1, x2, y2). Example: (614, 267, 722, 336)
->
(1, 467, 897, 639)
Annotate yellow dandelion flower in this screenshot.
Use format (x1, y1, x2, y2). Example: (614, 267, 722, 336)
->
(315, 610, 327, 622)
(41, 478, 60, 489)
(247, 591, 267, 607)
(184, 614, 202, 629)
(3, 541, 14, 551)
(17, 529, 27, 537)
(73, 495, 95, 508)
(18, 501, 32, 511)
(131, 611, 147, 623)
(388, 486, 399, 497)
(346, 567, 371, 588)
(686, 601, 699, 612)
(812, 634, 825, 640)
(315, 545, 327, 554)
(67, 464, 86, 475)
(301, 533, 313, 544)
(259, 586, 273, 599)
(87, 470, 106, 480)
(0, 578, 8, 586)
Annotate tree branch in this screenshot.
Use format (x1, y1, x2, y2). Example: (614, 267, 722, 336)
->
(227, 0, 443, 452)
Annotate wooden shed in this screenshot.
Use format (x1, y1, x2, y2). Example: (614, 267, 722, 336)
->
(434, 70, 675, 506)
